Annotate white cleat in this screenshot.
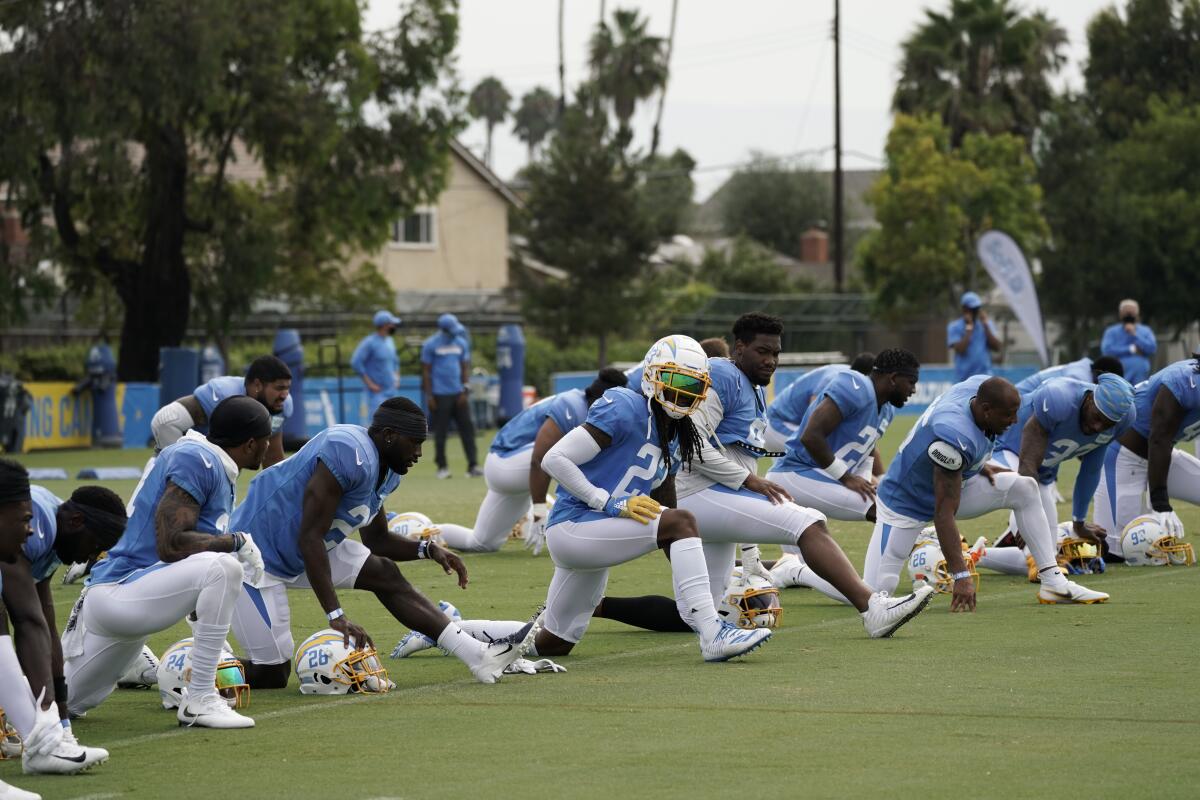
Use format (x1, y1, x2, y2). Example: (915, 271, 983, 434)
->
(768, 554, 808, 589)
(0, 778, 40, 800)
(700, 621, 772, 662)
(61, 561, 90, 585)
(1037, 580, 1109, 605)
(177, 689, 255, 729)
(470, 613, 541, 684)
(862, 586, 935, 639)
(390, 630, 437, 659)
(22, 735, 109, 775)
(117, 645, 160, 688)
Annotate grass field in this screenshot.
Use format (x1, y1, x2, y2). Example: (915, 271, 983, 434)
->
(4, 420, 1200, 800)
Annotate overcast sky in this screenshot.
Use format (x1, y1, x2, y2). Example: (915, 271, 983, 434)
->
(366, 0, 1117, 200)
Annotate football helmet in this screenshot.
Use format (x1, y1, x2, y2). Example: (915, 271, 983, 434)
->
(295, 629, 390, 695)
(0, 708, 21, 759)
(640, 335, 711, 419)
(1121, 515, 1196, 567)
(717, 573, 782, 629)
(386, 511, 441, 543)
(908, 537, 980, 594)
(157, 638, 249, 710)
(1055, 521, 1105, 575)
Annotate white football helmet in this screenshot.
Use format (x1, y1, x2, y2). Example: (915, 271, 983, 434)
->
(717, 573, 782, 629)
(0, 708, 21, 759)
(1121, 515, 1195, 567)
(908, 534, 980, 594)
(640, 335, 711, 419)
(294, 629, 390, 695)
(386, 511, 440, 542)
(157, 637, 249, 710)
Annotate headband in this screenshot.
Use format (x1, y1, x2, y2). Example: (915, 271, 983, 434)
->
(0, 476, 31, 507)
(371, 406, 429, 438)
(60, 500, 127, 547)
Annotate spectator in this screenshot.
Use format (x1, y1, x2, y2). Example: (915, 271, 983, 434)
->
(947, 291, 1002, 381)
(699, 337, 730, 359)
(350, 310, 401, 415)
(1101, 298, 1157, 385)
(421, 313, 479, 479)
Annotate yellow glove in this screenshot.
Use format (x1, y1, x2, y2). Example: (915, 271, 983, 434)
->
(604, 494, 662, 524)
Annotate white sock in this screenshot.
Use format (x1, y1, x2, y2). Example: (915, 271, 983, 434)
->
(796, 569, 853, 605)
(780, 543, 802, 557)
(977, 547, 1030, 576)
(188, 622, 227, 698)
(669, 538, 722, 640)
(437, 524, 477, 551)
(456, 619, 527, 644)
(0, 636, 38, 737)
(436, 622, 488, 668)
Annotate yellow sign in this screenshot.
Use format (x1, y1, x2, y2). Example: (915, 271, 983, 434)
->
(23, 382, 93, 451)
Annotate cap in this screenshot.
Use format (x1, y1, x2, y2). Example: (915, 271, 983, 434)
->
(960, 291, 982, 310)
(1093, 373, 1135, 423)
(437, 313, 463, 335)
(208, 396, 273, 446)
(373, 310, 401, 328)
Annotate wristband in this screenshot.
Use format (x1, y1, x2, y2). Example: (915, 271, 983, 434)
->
(417, 539, 431, 559)
(951, 570, 972, 581)
(231, 531, 245, 552)
(53, 675, 69, 706)
(822, 458, 850, 481)
(327, 607, 345, 621)
(1150, 486, 1172, 513)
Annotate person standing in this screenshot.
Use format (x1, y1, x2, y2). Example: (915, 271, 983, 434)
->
(350, 310, 402, 416)
(421, 313, 478, 479)
(1101, 299, 1156, 385)
(947, 291, 1002, 381)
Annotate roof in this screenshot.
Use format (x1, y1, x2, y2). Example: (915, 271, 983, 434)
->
(448, 139, 524, 210)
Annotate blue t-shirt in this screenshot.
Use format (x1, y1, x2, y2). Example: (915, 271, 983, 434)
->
(1014, 358, 1093, 395)
(194, 375, 293, 435)
(548, 387, 679, 527)
(349, 334, 400, 392)
(766, 365, 847, 432)
(421, 333, 470, 395)
(1101, 323, 1157, 385)
(878, 375, 996, 521)
(1131, 360, 1200, 443)
(947, 317, 998, 380)
(231, 425, 401, 579)
(773, 370, 894, 478)
(490, 389, 589, 456)
(707, 359, 771, 453)
(90, 437, 236, 585)
(25, 485, 63, 583)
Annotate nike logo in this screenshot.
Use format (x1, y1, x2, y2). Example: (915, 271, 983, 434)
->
(851, 377, 861, 389)
(604, 396, 614, 404)
(355, 449, 363, 466)
(200, 454, 213, 469)
(956, 438, 967, 450)
(52, 752, 88, 764)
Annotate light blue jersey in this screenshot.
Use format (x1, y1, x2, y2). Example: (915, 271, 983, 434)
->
(25, 485, 63, 583)
(194, 375, 293, 435)
(1015, 358, 1093, 395)
(421, 333, 470, 395)
(878, 375, 996, 521)
(708, 359, 771, 453)
(772, 370, 894, 479)
(232, 425, 401, 579)
(766, 365, 847, 433)
(490, 389, 589, 456)
(1130, 360, 1200, 443)
(548, 387, 679, 527)
(349, 334, 400, 392)
(90, 436, 236, 585)
(996, 378, 1134, 520)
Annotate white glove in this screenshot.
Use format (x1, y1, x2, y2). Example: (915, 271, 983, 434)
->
(524, 503, 548, 557)
(502, 657, 567, 675)
(1156, 510, 1185, 540)
(233, 532, 265, 586)
(24, 688, 65, 757)
(739, 543, 773, 584)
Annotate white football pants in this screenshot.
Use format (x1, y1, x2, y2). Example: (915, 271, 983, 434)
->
(989, 449, 1058, 540)
(438, 450, 532, 552)
(1094, 444, 1200, 556)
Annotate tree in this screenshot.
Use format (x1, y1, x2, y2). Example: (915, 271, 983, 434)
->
(0, 0, 462, 380)
(512, 87, 559, 162)
(719, 155, 830, 258)
(893, 0, 1067, 148)
(589, 8, 668, 148)
(857, 114, 1047, 318)
(468, 76, 512, 167)
(514, 100, 658, 366)
(649, 0, 678, 158)
(695, 237, 809, 295)
(637, 147, 695, 240)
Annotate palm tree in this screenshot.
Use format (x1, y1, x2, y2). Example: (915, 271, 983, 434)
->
(589, 8, 669, 148)
(468, 76, 512, 167)
(557, 0, 566, 117)
(893, 0, 1066, 148)
(649, 0, 678, 158)
(512, 87, 559, 162)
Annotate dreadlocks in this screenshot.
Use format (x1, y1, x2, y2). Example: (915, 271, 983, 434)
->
(650, 399, 706, 475)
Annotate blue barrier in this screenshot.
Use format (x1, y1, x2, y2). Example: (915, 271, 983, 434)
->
(302, 375, 425, 437)
(120, 382, 159, 448)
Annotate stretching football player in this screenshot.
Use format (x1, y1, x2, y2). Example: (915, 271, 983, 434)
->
(64, 397, 271, 728)
(437, 368, 627, 554)
(1014, 355, 1124, 395)
(764, 353, 876, 454)
(1095, 356, 1200, 558)
(594, 318, 932, 637)
(228, 397, 537, 689)
(0, 477, 124, 768)
(869, 376, 1108, 609)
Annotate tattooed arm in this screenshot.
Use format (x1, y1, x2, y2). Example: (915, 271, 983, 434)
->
(154, 482, 237, 563)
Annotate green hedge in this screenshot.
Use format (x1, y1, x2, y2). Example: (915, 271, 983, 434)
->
(0, 342, 95, 382)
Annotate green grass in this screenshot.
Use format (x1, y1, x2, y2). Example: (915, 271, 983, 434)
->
(5, 421, 1200, 800)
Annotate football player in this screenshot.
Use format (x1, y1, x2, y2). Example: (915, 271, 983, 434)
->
(1095, 356, 1200, 557)
(0, 479, 124, 767)
(990, 375, 1135, 548)
(228, 397, 537, 689)
(1014, 355, 1123, 395)
(594, 319, 932, 638)
(64, 397, 271, 728)
(869, 375, 1108, 609)
(763, 353, 876, 454)
(437, 367, 628, 554)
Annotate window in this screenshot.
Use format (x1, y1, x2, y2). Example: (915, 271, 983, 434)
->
(390, 207, 436, 249)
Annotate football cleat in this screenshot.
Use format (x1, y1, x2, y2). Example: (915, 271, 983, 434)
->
(0, 777, 40, 800)
(469, 613, 541, 684)
(176, 689, 255, 729)
(862, 586, 935, 639)
(1036, 581, 1109, 605)
(21, 735, 109, 775)
(700, 621, 771, 662)
(767, 553, 808, 589)
(436, 468, 451, 480)
(117, 645, 160, 689)
(389, 600, 460, 658)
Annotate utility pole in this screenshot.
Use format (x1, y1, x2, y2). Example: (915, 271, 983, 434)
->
(833, 0, 845, 293)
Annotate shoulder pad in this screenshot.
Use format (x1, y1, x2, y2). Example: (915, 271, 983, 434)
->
(927, 440, 964, 471)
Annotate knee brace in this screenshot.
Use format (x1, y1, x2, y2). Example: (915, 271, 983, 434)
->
(151, 401, 195, 449)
